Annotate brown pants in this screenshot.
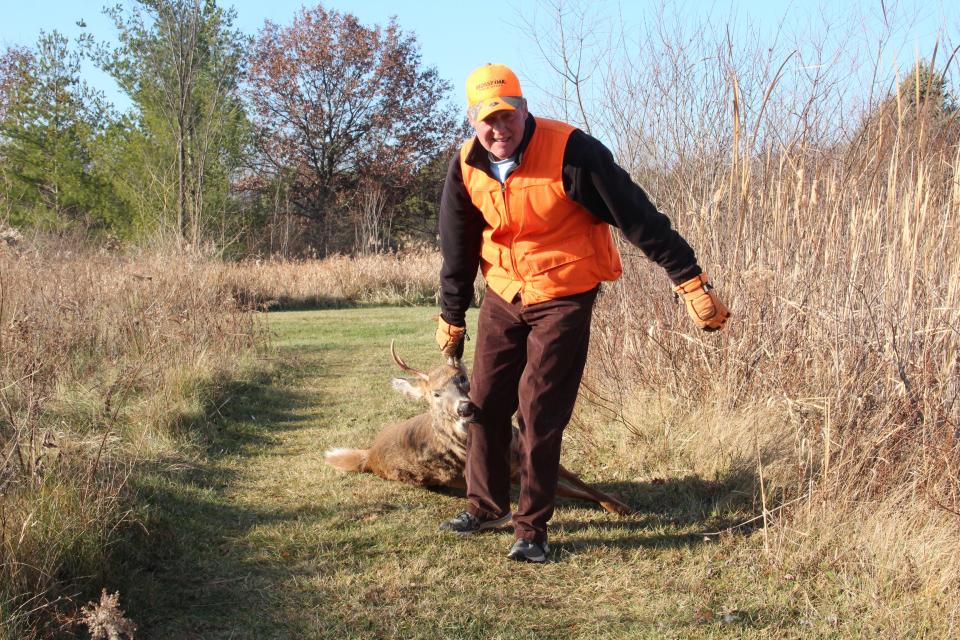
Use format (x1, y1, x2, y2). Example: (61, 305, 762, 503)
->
(466, 286, 598, 543)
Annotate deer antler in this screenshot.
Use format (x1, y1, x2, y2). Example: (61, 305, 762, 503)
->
(390, 340, 429, 380)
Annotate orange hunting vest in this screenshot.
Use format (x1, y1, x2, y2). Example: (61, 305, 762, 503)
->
(460, 118, 622, 305)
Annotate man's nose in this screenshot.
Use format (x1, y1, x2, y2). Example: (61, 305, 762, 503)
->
(488, 113, 509, 130)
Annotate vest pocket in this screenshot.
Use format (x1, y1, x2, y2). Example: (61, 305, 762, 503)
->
(518, 180, 564, 233)
(480, 239, 504, 270)
(523, 233, 596, 275)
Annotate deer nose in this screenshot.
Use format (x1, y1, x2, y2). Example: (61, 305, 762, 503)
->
(457, 400, 476, 419)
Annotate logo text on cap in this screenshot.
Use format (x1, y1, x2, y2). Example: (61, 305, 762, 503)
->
(475, 79, 506, 90)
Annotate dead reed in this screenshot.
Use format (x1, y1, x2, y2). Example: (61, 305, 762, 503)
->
(0, 238, 261, 637)
(219, 245, 444, 310)
(545, 6, 960, 633)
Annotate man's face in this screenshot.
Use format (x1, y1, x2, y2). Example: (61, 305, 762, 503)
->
(470, 104, 528, 160)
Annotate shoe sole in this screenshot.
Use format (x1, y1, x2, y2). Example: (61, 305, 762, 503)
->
(507, 552, 546, 563)
(507, 543, 549, 563)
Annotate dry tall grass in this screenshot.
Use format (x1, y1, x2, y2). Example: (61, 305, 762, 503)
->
(0, 238, 261, 637)
(538, 5, 960, 634)
(0, 238, 475, 636)
(219, 246, 444, 310)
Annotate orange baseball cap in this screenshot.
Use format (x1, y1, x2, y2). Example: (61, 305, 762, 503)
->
(465, 63, 524, 122)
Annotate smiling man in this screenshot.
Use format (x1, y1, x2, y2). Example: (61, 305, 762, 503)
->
(435, 63, 731, 563)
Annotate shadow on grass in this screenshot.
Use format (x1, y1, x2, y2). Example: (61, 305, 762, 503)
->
(161, 369, 314, 453)
(236, 293, 438, 311)
(248, 294, 356, 311)
(107, 363, 328, 638)
(551, 469, 768, 552)
(105, 355, 771, 635)
(427, 466, 765, 553)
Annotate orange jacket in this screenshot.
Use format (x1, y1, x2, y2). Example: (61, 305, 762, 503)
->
(459, 118, 622, 305)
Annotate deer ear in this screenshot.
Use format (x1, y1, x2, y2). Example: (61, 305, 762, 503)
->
(391, 377, 423, 399)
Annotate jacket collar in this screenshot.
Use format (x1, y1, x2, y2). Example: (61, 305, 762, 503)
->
(464, 114, 537, 177)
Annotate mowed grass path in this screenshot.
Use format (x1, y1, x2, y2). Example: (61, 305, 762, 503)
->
(125, 307, 793, 639)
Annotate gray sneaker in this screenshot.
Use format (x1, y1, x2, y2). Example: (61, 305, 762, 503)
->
(439, 511, 512, 536)
(507, 538, 550, 563)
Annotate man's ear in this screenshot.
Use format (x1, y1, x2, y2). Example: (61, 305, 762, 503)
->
(391, 377, 424, 399)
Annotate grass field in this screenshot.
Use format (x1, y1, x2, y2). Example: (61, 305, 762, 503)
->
(3, 244, 954, 638)
(103, 306, 866, 640)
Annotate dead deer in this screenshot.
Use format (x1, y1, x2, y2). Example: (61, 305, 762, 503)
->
(325, 343, 632, 515)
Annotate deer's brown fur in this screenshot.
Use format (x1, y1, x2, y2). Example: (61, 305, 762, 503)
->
(325, 346, 632, 515)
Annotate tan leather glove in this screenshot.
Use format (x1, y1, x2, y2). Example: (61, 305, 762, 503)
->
(436, 316, 466, 358)
(674, 274, 731, 332)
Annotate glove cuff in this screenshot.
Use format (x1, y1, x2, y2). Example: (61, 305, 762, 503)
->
(437, 317, 466, 338)
(674, 273, 711, 298)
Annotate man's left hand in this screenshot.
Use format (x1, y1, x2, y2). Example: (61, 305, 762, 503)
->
(675, 274, 731, 332)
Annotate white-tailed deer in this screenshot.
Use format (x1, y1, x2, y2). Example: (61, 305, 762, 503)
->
(325, 343, 632, 515)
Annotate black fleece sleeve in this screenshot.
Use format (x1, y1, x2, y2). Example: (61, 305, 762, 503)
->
(438, 151, 484, 327)
(563, 130, 701, 285)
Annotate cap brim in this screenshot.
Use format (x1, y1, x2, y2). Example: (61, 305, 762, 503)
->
(468, 96, 523, 122)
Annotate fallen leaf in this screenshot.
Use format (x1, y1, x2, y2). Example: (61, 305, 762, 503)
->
(695, 608, 715, 623)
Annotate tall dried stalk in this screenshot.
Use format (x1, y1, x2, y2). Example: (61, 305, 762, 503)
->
(0, 238, 261, 635)
(528, 0, 959, 503)
(528, 1, 959, 629)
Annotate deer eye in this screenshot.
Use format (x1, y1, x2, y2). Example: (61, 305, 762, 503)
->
(432, 391, 441, 398)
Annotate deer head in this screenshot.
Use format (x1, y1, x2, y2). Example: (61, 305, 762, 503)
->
(389, 341, 475, 433)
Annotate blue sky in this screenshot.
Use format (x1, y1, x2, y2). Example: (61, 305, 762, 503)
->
(1, 0, 953, 113)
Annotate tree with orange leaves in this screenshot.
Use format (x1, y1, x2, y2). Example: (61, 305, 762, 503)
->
(246, 4, 462, 250)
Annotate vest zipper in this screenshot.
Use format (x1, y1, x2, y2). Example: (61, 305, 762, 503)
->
(501, 181, 526, 297)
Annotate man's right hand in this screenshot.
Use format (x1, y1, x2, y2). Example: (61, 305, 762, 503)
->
(436, 316, 466, 358)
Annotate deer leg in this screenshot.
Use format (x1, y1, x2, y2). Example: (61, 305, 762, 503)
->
(507, 436, 631, 515)
(556, 465, 633, 515)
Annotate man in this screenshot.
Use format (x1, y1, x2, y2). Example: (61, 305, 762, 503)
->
(435, 63, 729, 563)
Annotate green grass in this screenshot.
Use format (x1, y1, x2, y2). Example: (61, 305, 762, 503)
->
(111, 307, 840, 639)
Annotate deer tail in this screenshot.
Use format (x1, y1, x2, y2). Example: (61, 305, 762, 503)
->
(324, 448, 369, 472)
